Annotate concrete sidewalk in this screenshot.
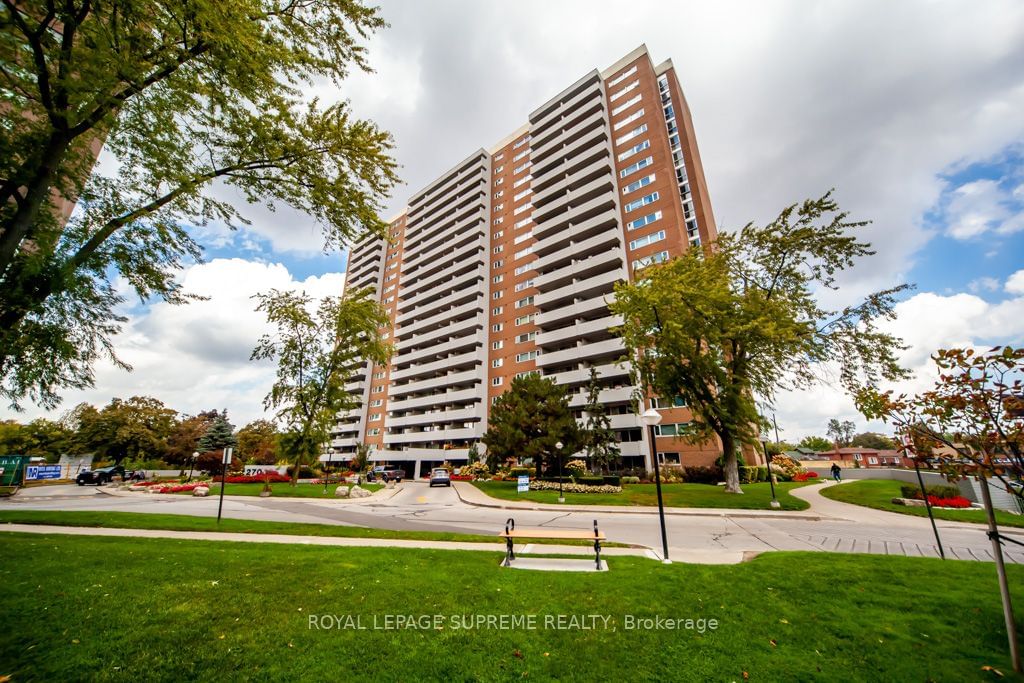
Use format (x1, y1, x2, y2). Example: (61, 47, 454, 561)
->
(452, 481, 824, 520)
(0, 523, 658, 559)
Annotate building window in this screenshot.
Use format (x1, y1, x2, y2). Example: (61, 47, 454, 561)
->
(493, 190, 504, 199)
(516, 350, 538, 362)
(492, 323, 504, 332)
(513, 230, 532, 245)
(516, 370, 539, 379)
(494, 164, 504, 174)
(492, 377, 503, 386)
(515, 313, 535, 326)
(370, 399, 383, 407)
(515, 296, 534, 309)
(618, 140, 651, 162)
(607, 65, 638, 87)
(369, 413, 382, 421)
(513, 175, 531, 188)
(514, 162, 532, 174)
(368, 428, 380, 436)
(493, 245, 503, 254)
(514, 279, 534, 292)
(513, 203, 532, 216)
(624, 192, 659, 213)
(373, 372, 385, 379)
(615, 123, 648, 146)
(627, 211, 663, 231)
(611, 93, 642, 117)
(514, 218, 532, 229)
(492, 358, 503, 368)
(492, 274, 503, 284)
(493, 290, 503, 300)
(514, 262, 535, 276)
(629, 230, 667, 251)
(620, 156, 654, 179)
(622, 174, 656, 194)
(494, 203, 504, 212)
(513, 136, 530, 149)
(513, 189, 531, 202)
(612, 108, 645, 131)
(513, 246, 533, 260)
(651, 396, 686, 409)
(513, 148, 529, 160)
(609, 80, 640, 102)
(493, 259, 503, 269)
(494, 152, 505, 161)
(515, 331, 536, 344)
(492, 306, 503, 316)
(632, 250, 669, 272)
(492, 341, 503, 350)
(371, 386, 385, 393)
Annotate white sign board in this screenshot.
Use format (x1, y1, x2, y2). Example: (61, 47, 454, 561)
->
(517, 475, 529, 493)
(222, 447, 233, 464)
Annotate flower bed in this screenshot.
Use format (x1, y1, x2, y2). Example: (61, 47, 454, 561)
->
(792, 472, 819, 482)
(450, 475, 475, 481)
(213, 473, 291, 484)
(528, 480, 622, 494)
(927, 495, 972, 509)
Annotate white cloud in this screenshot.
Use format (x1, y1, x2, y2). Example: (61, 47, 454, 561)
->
(1, 259, 346, 426)
(773, 288, 1024, 441)
(968, 276, 1000, 293)
(944, 178, 1024, 239)
(1006, 269, 1024, 294)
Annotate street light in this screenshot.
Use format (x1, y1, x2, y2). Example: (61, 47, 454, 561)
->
(187, 451, 199, 482)
(761, 439, 781, 509)
(641, 407, 671, 564)
(555, 441, 565, 503)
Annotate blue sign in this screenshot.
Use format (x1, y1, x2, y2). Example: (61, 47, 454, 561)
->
(26, 465, 62, 480)
(517, 475, 529, 493)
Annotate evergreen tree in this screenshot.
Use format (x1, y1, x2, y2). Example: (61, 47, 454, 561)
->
(482, 374, 580, 477)
(197, 411, 237, 453)
(582, 368, 620, 473)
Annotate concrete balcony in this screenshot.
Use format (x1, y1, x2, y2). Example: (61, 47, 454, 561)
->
(396, 299, 481, 341)
(534, 208, 621, 258)
(395, 330, 484, 367)
(385, 406, 479, 429)
(532, 155, 611, 209)
(385, 386, 482, 413)
(411, 167, 488, 224)
(618, 441, 647, 458)
(535, 314, 623, 347)
(544, 360, 629, 387)
(535, 268, 623, 310)
(375, 447, 470, 461)
(385, 427, 478, 445)
(534, 248, 624, 292)
(568, 385, 634, 408)
(398, 313, 484, 353)
(530, 75, 603, 135)
(406, 189, 487, 247)
(609, 413, 643, 429)
(403, 215, 485, 275)
(533, 125, 611, 181)
(533, 175, 615, 227)
(535, 291, 614, 327)
(396, 263, 485, 315)
(533, 195, 617, 243)
(331, 437, 359, 448)
(538, 337, 626, 369)
(390, 350, 479, 382)
(389, 369, 480, 398)
(531, 106, 608, 163)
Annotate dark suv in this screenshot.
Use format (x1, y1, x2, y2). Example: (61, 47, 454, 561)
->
(76, 465, 126, 486)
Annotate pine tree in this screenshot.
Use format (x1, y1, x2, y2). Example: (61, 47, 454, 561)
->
(197, 411, 237, 453)
(583, 368, 621, 473)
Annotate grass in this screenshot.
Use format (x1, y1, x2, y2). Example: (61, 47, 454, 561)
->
(473, 480, 812, 510)
(169, 482, 383, 498)
(0, 534, 1022, 681)
(0, 510, 628, 547)
(820, 480, 1024, 529)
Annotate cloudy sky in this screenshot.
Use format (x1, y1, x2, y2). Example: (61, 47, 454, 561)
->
(6, 0, 1024, 443)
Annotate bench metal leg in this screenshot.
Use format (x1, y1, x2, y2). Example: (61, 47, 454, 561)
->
(594, 519, 602, 570)
(504, 517, 516, 567)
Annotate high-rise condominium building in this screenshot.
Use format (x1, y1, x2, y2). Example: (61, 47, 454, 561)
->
(331, 45, 721, 478)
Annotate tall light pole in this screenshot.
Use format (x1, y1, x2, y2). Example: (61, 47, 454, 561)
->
(187, 451, 198, 482)
(555, 441, 565, 503)
(641, 407, 671, 564)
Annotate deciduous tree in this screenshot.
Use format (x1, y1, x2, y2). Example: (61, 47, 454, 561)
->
(582, 368, 620, 473)
(612, 193, 909, 493)
(252, 288, 390, 484)
(0, 0, 399, 409)
(827, 419, 856, 447)
(798, 435, 833, 453)
(236, 419, 279, 465)
(69, 396, 176, 464)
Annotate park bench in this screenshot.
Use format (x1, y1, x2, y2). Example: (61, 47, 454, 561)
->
(499, 518, 606, 570)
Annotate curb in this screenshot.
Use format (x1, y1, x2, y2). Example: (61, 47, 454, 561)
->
(451, 483, 823, 521)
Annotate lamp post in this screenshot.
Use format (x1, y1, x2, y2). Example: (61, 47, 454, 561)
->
(187, 451, 199, 482)
(762, 439, 781, 509)
(641, 407, 671, 564)
(555, 441, 565, 503)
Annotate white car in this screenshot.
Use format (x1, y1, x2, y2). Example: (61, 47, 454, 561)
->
(429, 468, 451, 487)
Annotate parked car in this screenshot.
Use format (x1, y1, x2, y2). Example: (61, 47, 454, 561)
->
(76, 465, 126, 486)
(366, 466, 404, 483)
(429, 468, 451, 487)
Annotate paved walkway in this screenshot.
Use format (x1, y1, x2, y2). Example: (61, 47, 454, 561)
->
(452, 481, 823, 519)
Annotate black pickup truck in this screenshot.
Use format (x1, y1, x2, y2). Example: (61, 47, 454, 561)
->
(365, 466, 404, 483)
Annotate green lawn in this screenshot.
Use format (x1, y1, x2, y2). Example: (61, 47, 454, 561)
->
(820, 480, 1024, 529)
(473, 481, 811, 510)
(161, 481, 383, 498)
(1, 535, 1022, 681)
(0, 510, 627, 547)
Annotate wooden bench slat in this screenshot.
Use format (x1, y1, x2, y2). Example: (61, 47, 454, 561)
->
(500, 530, 605, 540)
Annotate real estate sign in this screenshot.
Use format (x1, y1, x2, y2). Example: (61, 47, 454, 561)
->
(25, 465, 63, 481)
(517, 475, 529, 493)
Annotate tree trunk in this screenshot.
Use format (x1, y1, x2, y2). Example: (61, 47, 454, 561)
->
(721, 431, 743, 494)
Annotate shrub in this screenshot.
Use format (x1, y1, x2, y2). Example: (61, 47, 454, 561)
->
(603, 475, 621, 486)
(621, 476, 641, 485)
(768, 454, 803, 478)
(577, 476, 605, 486)
(285, 466, 319, 479)
(716, 452, 747, 469)
(683, 465, 722, 484)
(508, 467, 534, 479)
(461, 461, 491, 480)
(901, 483, 962, 500)
(565, 459, 588, 478)
(657, 467, 684, 483)
(540, 476, 574, 484)
(756, 466, 768, 482)
(740, 466, 760, 484)
(769, 463, 792, 482)
(528, 480, 622, 494)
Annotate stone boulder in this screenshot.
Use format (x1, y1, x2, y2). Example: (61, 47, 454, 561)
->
(193, 486, 210, 497)
(349, 485, 371, 499)
(334, 485, 350, 498)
